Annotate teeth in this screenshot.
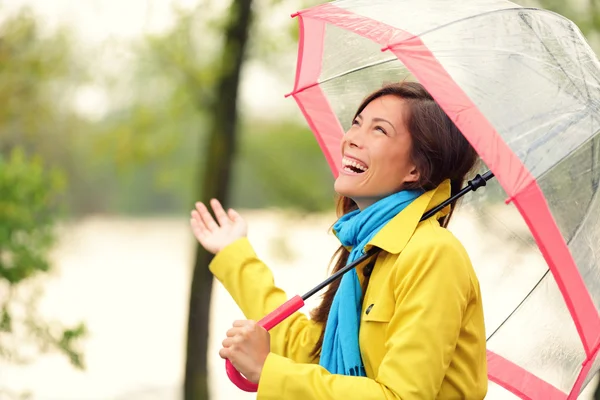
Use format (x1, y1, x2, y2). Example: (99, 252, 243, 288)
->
(342, 157, 368, 171)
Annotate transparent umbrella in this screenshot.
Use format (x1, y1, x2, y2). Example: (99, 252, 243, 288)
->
(280, 0, 600, 398)
(222, 0, 600, 398)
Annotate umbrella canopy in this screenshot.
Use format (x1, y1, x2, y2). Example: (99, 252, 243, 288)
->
(286, 0, 600, 398)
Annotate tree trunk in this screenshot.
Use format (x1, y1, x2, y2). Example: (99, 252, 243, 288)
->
(184, 1, 254, 399)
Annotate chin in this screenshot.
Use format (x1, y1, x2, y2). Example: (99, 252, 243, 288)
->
(334, 177, 353, 197)
(334, 178, 366, 200)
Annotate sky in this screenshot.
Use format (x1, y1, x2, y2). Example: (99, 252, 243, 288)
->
(5, 0, 214, 42)
(3, 0, 303, 120)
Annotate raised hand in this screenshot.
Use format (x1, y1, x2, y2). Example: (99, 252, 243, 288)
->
(190, 199, 248, 254)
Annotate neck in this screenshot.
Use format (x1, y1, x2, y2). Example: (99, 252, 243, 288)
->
(352, 195, 389, 210)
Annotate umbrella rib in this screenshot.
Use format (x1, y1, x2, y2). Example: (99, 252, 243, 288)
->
(575, 26, 600, 200)
(592, 136, 600, 192)
(418, 7, 600, 112)
(317, 9, 584, 88)
(519, 115, 600, 180)
(390, 7, 554, 46)
(508, 55, 600, 108)
(487, 172, 598, 342)
(506, 107, 590, 149)
(557, 136, 600, 244)
(520, 112, 589, 168)
(314, 10, 544, 87)
(486, 270, 549, 341)
(488, 137, 600, 343)
(316, 8, 600, 113)
(570, 23, 594, 105)
(317, 57, 399, 86)
(535, 126, 600, 179)
(518, 12, 589, 104)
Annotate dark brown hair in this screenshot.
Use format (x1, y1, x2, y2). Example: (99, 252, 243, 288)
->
(309, 81, 479, 358)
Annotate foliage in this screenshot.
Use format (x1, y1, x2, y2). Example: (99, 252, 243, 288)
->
(2, 1, 600, 217)
(234, 119, 335, 211)
(0, 8, 92, 216)
(85, 0, 333, 216)
(0, 148, 86, 371)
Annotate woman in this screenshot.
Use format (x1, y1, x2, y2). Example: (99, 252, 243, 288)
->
(190, 82, 487, 399)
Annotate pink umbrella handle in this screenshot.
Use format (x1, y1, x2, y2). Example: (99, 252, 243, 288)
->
(225, 295, 305, 392)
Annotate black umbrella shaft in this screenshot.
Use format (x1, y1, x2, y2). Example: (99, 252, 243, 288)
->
(301, 171, 495, 301)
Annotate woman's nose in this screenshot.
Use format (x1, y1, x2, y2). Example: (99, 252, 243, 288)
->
(345, 126, 365, 148)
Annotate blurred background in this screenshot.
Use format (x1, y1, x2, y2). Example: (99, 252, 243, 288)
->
(0, 0, 599, 399)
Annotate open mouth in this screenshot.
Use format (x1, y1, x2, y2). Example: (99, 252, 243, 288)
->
(342, 157, 369, 174)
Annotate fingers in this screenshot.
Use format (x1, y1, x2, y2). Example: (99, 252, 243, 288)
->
(222, 331, 244, 350)
(221, 327, 247, 354)
(225, 321, 257, 341)
(228, 208, 241, 222)
(195, 202, 219, 232)
(225, 323, 245, 337)
(219, 347, 231, 359)
(232, 319, 246, 327)
(226, 326, 240, 337)
(233, 320, 255, 328)
(192, 199, 237, 231)
(222, 336, 235, 347)
(210, 199, 231, 227)
(225, 322, 254, 339)
(190, 211, 208, 239)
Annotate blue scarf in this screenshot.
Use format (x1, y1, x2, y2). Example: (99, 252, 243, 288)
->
(319, 189, 422, 376)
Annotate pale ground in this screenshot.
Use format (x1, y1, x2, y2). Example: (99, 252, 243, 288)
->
(0, 210, 597, 399)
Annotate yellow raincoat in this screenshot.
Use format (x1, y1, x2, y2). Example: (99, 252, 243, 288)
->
(209, 180, 487, 399)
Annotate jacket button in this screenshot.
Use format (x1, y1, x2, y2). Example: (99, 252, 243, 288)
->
(365, 304, 374, 315)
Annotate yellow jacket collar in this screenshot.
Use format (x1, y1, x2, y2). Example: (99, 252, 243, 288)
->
(366, 179, 452, 254)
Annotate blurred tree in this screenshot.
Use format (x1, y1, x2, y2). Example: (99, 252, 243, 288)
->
(184, 1, 254, 399)
(87, 4, 215, 216)
(89, 0, 332, 217)
(84, 0, 325, 391)
(0, 9, 77, 152)
(0, 148, 86, 388)
(0, 9, 87, 395)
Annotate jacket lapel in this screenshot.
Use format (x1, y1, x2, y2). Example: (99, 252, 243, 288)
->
(366, 179, 452, 255)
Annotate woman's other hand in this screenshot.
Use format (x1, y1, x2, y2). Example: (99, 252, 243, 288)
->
(190, 199, 248, 254)
(220, 320, 270, 384)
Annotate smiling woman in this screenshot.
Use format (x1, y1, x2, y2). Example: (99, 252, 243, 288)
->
(335, 82, 478, 219)
(190, 81, 487, 400)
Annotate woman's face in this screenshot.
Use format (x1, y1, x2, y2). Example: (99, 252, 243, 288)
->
(334, 95, 420, 209)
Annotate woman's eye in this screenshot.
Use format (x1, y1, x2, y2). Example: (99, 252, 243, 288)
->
(375, 126, 387, 135)
(351, 119, 359, 125)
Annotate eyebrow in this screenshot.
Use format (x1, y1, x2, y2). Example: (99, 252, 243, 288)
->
(372, 117, 397, 134)
(355, 114, 398, 134)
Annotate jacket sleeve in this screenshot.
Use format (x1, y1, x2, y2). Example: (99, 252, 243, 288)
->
(256, 233, 473, 399)
(209, 237, 322, 363)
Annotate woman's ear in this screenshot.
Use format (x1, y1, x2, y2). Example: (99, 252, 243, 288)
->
(404, 165, 420, 184)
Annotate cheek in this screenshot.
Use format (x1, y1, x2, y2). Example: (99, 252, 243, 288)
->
(369, 148, 413, 190)
(374, 147, 411, 174)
